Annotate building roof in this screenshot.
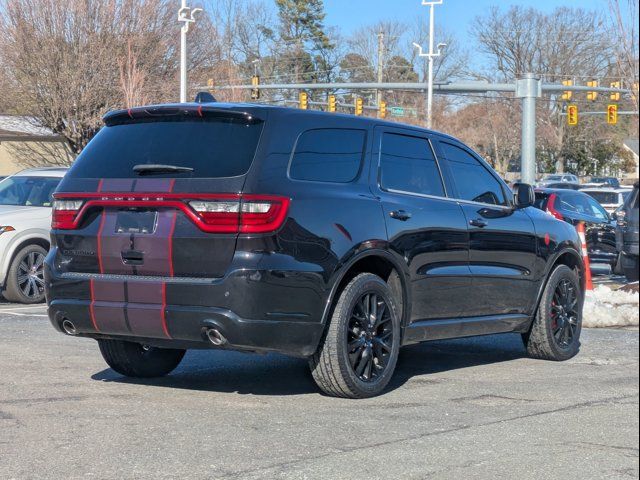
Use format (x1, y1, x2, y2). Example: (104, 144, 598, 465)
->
(0, 115, 55, 138)
(623, 138, 639, 158)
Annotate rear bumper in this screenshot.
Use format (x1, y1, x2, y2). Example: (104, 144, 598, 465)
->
(48, 299, 324, 357)
(45, 254, 327, 358)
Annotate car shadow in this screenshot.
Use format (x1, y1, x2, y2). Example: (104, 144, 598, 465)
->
(91, 333, 528, 397)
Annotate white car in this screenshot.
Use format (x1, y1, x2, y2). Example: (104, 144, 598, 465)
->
(537, 173, 579, 187)
(581, 187, 632, 215)
(0, 168, 67, 303)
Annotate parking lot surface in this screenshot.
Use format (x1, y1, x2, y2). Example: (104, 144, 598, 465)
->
(0, 302, 638, 480)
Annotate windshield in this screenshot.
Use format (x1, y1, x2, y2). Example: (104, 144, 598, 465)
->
(584, 191, 619, 205)
(66, 116, 264, 179)
(0, 176, 61, 207)
(545, 175, 562, 181)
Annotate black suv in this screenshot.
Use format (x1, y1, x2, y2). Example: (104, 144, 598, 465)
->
(616, 182, 639, 281)
(533, 188, 618, 270)
(46, 103, 585, 398)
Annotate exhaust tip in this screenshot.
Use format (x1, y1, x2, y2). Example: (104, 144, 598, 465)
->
(205, 327, 226, 346)
(61, 319, 77, 335)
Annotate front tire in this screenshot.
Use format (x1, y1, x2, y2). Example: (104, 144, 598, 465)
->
(98, 340, 185, 378)
(3, 244, 47, 304)
(309, 273, 401, 398)
(524, 265, 582, 361)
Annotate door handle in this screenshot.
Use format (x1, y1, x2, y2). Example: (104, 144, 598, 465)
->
(389, 210, 412, 221)
(469, 218, 488, 228)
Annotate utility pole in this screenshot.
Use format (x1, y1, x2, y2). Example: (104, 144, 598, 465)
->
(178, 1, 202, 103)
(376, 32, 385, 111)
(414, 0, 445, 129)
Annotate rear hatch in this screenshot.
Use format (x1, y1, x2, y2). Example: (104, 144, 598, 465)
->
(51, 105, 272, 280)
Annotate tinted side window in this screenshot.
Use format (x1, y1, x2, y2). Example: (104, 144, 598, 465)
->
(440, 142, 506, 205)
(380, 133, 445, 197)
(289, 129, 365, 183)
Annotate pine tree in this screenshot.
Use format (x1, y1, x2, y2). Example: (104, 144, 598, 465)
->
(275, 0, 334, 84)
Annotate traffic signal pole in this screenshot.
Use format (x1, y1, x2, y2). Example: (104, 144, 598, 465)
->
(207, 77, 629, 184)
(516, 74, 541, 185)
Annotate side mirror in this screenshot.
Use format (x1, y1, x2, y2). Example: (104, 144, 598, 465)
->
(513, 183, 535, 209)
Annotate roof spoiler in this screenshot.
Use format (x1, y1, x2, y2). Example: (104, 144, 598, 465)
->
(194, 91, 217, 103)
(103, 105, 262, 126)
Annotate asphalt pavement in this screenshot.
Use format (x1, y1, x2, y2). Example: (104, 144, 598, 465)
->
(0, 302, 638, 480)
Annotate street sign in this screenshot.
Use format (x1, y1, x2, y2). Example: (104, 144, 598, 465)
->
(390, 107, 405, 116)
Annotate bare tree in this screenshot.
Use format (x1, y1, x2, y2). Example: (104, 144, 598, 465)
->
(472, 6, 614, 82)
(0, 0, 216, 153)
(608, 0, 639, 111)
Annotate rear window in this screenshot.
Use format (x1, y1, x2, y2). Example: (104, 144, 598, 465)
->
(66, 116, 263, 179)
(289, 129, 365, 183)
(584, 191, 618, 205)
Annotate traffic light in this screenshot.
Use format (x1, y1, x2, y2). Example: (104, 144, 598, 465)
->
(207, 78, 214, 89)
(355, 97, 363, 116)
(561, 80, 572, 101)
(607, 104, 618, 125)
(379, 100, 387, 119)
(328, 95, 337, 112)
(567, 104, 578, 126)
(251, 75, 260, 100)
(299, 91, 308, 110)
(610, 81, 620, 101)
(587, 81, 598, 101)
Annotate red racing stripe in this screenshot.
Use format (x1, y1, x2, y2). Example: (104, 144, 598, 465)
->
(96, 212, 107, 274)
(89, 279, 100, 332)
(160, 282, 171, 338)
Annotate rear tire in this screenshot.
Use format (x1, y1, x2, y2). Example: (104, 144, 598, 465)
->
(622, 254, 639, 282)
(524, 265, 582, 361)
(98, 339, 185, 378)
(309, 273, 401, 398)
(3, 244, 47, 304)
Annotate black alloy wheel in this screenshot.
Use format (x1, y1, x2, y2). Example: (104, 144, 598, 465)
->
(347, 292, 394, 382)
(550, 279, 579, 349)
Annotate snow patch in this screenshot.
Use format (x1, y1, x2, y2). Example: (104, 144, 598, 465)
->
(583, 284, 639, 328)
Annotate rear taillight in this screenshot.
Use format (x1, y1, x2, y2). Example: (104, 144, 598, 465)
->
(188, 196, 289, 233)
(546, 194, 564, 221)
(52, 200, 84, 229)
(50, 194, 289, 234)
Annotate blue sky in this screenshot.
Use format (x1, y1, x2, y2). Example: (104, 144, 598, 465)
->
(323, 0, 606, 44)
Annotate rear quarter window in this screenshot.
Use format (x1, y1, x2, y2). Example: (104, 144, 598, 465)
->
(289, 129, 366, 183)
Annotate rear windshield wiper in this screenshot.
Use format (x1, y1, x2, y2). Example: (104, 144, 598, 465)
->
(133, 164, 194, 175)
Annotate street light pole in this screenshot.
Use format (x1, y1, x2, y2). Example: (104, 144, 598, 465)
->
(414, 0, 444, 129)
(178, 1, 202, 103)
